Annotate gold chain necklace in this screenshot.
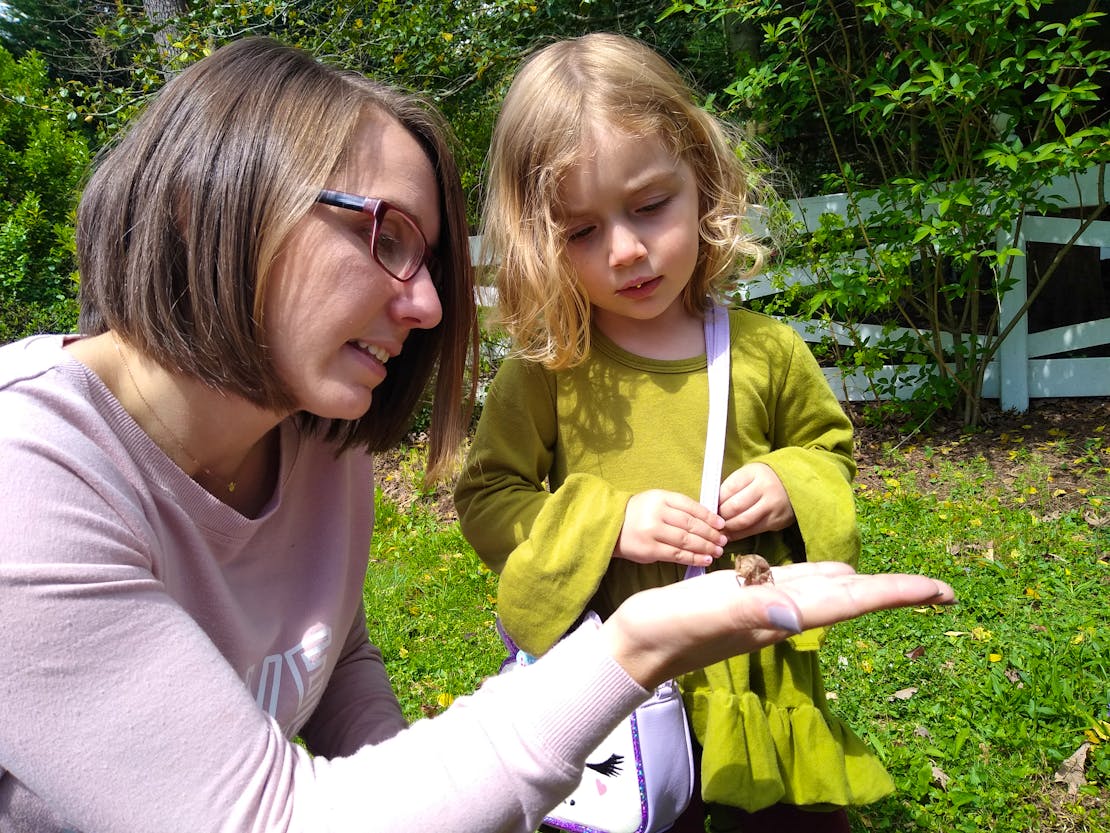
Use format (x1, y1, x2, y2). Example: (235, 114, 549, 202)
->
(112, 335, 237, 493)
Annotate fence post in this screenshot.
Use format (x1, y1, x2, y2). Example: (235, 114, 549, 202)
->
(998, 226, 1029, 412)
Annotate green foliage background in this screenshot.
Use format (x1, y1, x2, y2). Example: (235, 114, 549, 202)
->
(0, 45, 87, 339)
(0, 3, 1106, 828)
(0, 0, 1107, 413)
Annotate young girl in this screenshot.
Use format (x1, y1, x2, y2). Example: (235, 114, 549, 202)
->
(454, 33, 893, 833)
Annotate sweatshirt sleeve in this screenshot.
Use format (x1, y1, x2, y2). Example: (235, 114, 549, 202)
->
(297, 604, 408, 757)
(0, 361, 650, 833)
(454, 359, 629, 655)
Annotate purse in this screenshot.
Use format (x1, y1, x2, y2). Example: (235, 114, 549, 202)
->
(498, 304, 731, 833)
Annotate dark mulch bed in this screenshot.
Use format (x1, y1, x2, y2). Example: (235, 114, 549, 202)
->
(851, 397, 1109, 519)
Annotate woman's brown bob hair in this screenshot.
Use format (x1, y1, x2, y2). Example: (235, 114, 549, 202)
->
(77, 37, 475, 476)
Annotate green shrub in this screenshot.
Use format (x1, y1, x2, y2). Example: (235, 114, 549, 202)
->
(0, 45, 88, 340)
(666, 0, 1110, 427)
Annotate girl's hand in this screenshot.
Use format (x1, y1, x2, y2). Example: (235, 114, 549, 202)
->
(718, 462, 795, 540)
(600, 562, 956, 688)
(613, 489, 727, 568)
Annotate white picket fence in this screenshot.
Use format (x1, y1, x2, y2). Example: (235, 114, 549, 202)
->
(471, 166, 1110, 412)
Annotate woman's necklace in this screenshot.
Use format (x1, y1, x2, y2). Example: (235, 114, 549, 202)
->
(112, 335, 237, 493)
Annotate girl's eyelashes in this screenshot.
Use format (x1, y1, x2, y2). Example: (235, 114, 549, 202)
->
(635, 194, 672, 215)
(566, 224, 596, 243)
(564, 198, 671, 242)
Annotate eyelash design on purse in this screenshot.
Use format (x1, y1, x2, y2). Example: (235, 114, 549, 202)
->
(585, 753, 624, 777)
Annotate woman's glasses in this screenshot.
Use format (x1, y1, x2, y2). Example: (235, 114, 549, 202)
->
(316, 189, 431, 282)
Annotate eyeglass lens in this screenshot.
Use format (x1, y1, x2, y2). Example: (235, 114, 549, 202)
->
(374, 207, 426, 281)
(316, 190, 428, 282)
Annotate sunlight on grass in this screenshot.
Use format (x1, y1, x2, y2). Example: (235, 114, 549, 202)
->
(839, 488, 1109, 831)
(365, 442, 1109, 832)
(366, 491, 501, 720)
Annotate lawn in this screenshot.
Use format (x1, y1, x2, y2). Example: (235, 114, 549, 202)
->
(365, 399, 1109, 832)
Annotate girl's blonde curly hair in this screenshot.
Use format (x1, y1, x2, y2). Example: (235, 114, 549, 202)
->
(481, 32, 769, 370)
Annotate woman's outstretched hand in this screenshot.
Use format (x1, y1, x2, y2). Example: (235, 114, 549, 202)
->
(599, 562, 955, 689)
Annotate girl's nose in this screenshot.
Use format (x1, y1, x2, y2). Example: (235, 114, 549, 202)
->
(608, 223, 648, 268)
(393, 264, 443, 330)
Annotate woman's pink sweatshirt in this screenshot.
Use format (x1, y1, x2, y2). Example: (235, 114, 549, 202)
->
(0, 335, 646, 833)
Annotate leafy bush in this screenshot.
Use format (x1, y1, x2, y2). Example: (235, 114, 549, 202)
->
(667, 0, 1110, 426)
(0, 45, 88, 340)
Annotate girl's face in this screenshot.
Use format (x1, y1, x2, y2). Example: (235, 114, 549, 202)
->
(557, 122, 701, 348)
(263, 112, 443, 421)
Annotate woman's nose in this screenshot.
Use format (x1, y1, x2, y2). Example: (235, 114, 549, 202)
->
(394, 264, 443, 330)
(608, 222, 647, 268)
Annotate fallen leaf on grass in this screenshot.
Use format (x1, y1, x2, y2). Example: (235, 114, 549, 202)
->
(888, 687, 918, 702)
(1054, 743, 1090, 795)
(931, 764, 950, 789)
(1085, 718, 1110, 744)
(905, 646, 926, 660)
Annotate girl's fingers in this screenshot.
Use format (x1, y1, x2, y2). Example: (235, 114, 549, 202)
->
(717, 490, 756, 519)
(657, 523, 726, 554)
(661, 495, 725, 528)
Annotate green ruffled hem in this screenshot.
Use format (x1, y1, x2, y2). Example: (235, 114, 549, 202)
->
(683, 687, 895, 812)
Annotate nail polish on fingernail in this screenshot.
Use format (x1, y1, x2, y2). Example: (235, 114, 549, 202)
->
(767, 604, 802, 634)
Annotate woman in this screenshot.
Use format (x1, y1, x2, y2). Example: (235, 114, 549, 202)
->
(0, 37, 954, 833)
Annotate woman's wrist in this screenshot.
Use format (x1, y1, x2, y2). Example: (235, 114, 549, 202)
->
(598, 612, 664, 689)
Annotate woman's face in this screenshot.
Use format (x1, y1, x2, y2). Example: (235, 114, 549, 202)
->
(263, 112, 443, 421)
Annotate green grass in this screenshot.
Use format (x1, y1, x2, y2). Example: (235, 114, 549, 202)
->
(365, 495, 501, 716)
(366, 442, 1109, 832)
(838, 490, 1109, 831)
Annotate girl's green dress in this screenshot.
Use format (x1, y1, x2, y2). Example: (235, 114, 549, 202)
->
(455, 308, 893, 811)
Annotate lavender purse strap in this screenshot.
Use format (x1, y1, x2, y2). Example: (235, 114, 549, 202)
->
(684, 304, 731, 581)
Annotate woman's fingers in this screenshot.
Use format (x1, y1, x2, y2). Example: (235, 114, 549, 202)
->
(770, 570, 954, 630)
(602, 566, 955, 688)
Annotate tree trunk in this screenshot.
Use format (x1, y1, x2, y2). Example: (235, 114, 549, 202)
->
(142, 0, 187, 74)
